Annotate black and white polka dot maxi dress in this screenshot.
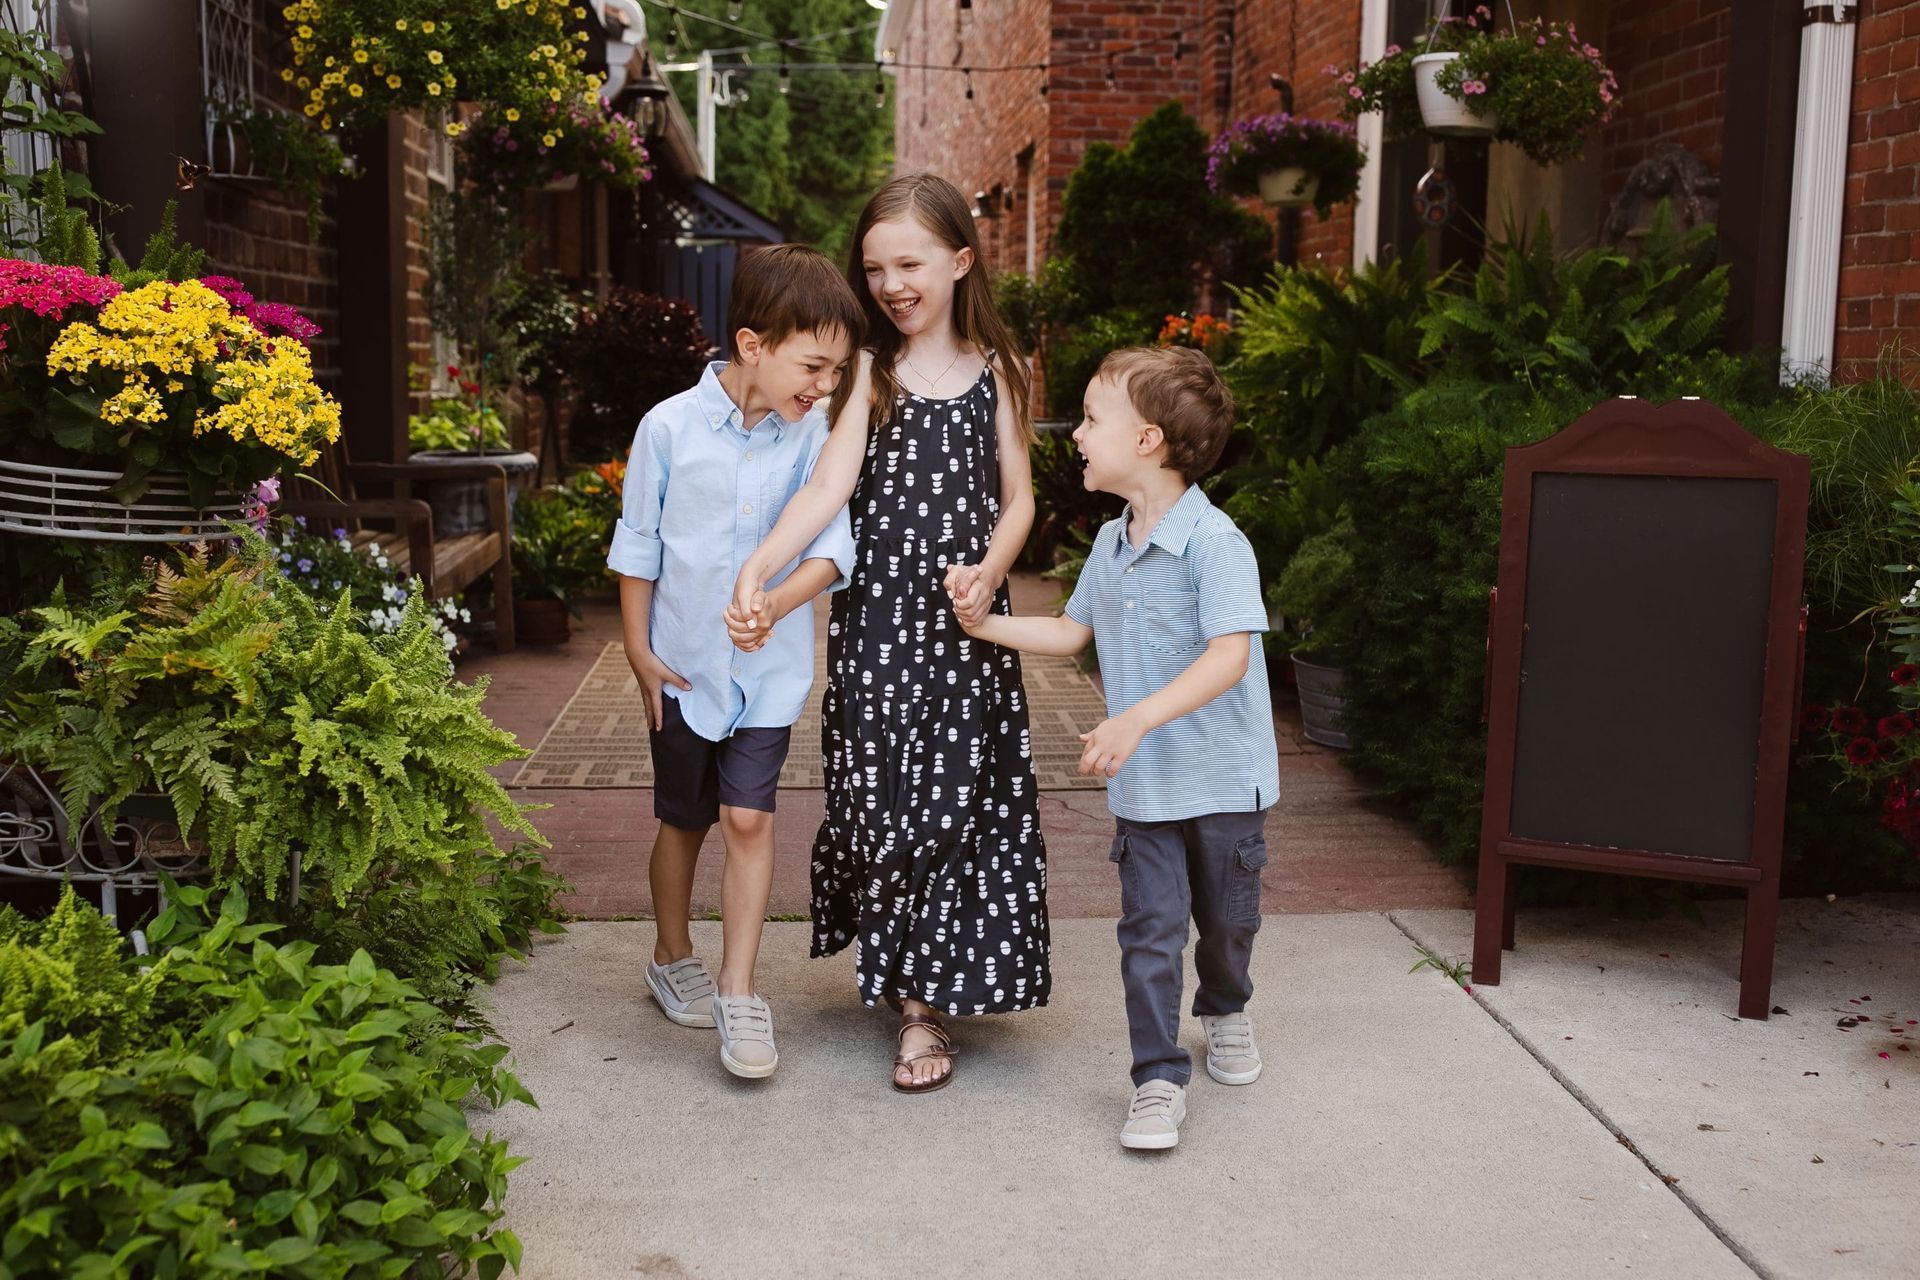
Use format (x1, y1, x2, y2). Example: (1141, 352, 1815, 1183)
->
(809, 360, 1052, 1016)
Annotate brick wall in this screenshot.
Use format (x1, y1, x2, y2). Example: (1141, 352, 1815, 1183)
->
(1835, 0, 1920, 375)
(1208, 0, 1361, 268)
(1594, 0, 1731, 204)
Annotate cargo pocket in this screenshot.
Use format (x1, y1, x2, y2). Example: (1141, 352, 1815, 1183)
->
(1109, 829, 1139, 916)
(1229, 832, 1268, 922)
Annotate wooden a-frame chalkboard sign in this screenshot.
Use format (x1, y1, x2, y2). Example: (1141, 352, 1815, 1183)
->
(1472, 397, 1810, 1020)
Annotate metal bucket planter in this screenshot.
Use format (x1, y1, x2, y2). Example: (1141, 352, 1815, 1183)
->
(1412, 52, 1500, 138)
(0, 459, 249, 542)
(1258, 166, 1322, 208)
(1291, 654, 1353, 749)
(408, 450, 539, 534)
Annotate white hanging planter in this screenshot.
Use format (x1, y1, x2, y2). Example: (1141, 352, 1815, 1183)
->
(0, 458, 249, 542)
(1257, 167, 1321, 208)
(1412, 51, 1500, 138)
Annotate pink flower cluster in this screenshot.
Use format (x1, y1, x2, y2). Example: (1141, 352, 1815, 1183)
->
(199, 274, 324, 347)
(0, 258, 122, 348)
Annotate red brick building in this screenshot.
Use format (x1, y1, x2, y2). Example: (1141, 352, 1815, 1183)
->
(878, 0, 1918, 377)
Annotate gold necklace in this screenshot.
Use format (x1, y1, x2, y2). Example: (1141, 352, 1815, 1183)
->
(900, 345, 963, 394)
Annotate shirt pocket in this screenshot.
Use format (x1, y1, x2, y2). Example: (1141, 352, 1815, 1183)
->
(1141, 588, 1204, 654)
(761, 457, 805, 514)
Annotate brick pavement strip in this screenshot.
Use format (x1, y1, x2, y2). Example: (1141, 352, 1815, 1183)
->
(466, 585, 1468, 920)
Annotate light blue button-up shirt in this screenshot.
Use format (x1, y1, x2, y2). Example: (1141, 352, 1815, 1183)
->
(607, 362, 855, 741)
(1064, 484, 1281, 822)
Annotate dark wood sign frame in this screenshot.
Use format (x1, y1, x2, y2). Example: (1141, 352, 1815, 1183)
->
(1473, 398, 1810, 1020)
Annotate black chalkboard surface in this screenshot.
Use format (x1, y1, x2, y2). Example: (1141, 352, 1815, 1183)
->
(1473, 398, 1809, 1020)
(1508, 473, 1777, 862)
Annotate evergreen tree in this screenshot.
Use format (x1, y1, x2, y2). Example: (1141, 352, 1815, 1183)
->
(650, 0, 893, 262)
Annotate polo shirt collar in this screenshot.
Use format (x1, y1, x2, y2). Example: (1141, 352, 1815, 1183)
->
(695, 361, 786, 440)
(1116, 483, 1209, 558)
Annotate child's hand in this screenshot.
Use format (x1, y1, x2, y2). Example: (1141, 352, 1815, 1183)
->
(944, 562, 995, 628)
(725, 600, 771, 652)
(1078, 712, 1147, 779)
(730, 573, 772, 634)
(627, 646, 693, 731)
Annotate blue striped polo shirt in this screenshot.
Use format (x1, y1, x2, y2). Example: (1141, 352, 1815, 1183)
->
(1063, 483, 1281, 822)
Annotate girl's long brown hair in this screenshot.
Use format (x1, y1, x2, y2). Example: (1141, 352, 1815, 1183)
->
(829, 173, 1034, 443)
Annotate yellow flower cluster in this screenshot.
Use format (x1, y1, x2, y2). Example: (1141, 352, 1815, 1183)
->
(280, 0, 587, 133)
(201, 341, 343, 466)
(47, 281, 258, 426)
(45, 280, 342, 463)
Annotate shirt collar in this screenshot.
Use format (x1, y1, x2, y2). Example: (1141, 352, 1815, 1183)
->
(695, 361, 786, 441)
(1115, 484, 1210, 558)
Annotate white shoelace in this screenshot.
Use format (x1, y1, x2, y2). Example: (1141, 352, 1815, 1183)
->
(1206, 1013, 1254, 1057)
(661, 958, 715, 1003)
(1129, 1080, 1182, 1119)
(716, 996, 773, 1043)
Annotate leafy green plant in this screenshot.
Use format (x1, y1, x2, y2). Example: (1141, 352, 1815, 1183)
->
(1272, 516, 1359, 664)
(408, 362, 512, 454)
(209, 104, 354, 239)
(0, 541, 539, 904)
(1417, 207, 1730, 398)
(1223, 244, 1436, 466)
(0, 27, 104, 258)
(262, 513, 467, 652)
(511, 485, 611, 614)
(1043, 309, 1158, 420)
(1051, 101, 1273, 327)
(1217, 452, 1344, 594)
(0, 882, 533, 1279)
(1022, 430, 1121, 571)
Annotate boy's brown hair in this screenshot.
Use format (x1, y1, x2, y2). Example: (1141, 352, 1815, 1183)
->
(727, 243, 865, 361)
(1096, 346, 1237, 482)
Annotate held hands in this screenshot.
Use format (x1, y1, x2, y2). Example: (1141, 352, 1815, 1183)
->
(729, 573, 776, 638)
(627, 646, 693, 731)
(1078, 710, 1147, 779)
(725, 596, 774, 652)
(942, 562, 997, 630)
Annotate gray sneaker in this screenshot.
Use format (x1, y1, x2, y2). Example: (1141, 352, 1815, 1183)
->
(1201, 1011, 1262, 1085)
(711, 993, 779, 1079)
(1119, 1080, 1187, 1150)
(646, 957, 716, 1028)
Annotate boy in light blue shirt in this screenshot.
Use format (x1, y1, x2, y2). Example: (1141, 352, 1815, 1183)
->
(951, 346, 1279, 1149)
(608, 244, 863, 1079)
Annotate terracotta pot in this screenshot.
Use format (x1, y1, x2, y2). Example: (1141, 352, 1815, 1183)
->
(513, 595, 572, 645)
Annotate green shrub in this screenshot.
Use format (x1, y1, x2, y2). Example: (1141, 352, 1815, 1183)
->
(0, 884, 532, 1279)
(511, 485, 612, 615)
(1043, 310, 1157, 420)
(1272, 516, 1359, 663)
(1022, 429, 1121, 571)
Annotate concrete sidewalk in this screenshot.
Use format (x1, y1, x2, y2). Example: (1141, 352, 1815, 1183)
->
(469, 905, 1912, 1279)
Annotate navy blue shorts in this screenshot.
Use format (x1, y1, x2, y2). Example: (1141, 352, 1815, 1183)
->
(650, 695, 791, 830)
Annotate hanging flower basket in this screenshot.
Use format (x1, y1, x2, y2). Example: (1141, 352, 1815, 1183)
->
(1206, 114, 1364, 218)
(1412, 52, 1498, 138)
(1335, 4, 1619, 166)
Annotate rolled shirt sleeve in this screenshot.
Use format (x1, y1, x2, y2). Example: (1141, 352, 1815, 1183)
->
(607, 413, 668, 580)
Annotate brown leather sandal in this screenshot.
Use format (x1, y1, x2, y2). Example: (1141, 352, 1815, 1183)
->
(892, 1012, 957, 1094)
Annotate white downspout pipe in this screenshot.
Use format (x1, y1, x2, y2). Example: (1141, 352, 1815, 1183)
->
(1352, 0, 1389, 270)
(1779, 0, 1859, 382)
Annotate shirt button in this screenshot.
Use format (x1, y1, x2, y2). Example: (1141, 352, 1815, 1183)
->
(743, 503, 753, 515)
(1125, 600, 1136, 610)
(745, 450, 754, 461)
(1125, 566, 1135, 574)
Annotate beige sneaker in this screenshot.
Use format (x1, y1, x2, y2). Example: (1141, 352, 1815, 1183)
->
(646, 957, 716, 1028)
(1201, 1012, 1263, 1085)
(712, 993, 779, 1079)
(1119, 1080, 1187, 1150)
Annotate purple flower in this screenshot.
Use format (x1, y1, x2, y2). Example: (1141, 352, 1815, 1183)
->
(296, 558, 314, 573)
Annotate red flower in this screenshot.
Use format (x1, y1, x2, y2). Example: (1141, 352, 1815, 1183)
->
(1878, 714, 1913, 739)
(1879, 737, 1900, 760)
(1801, 704, 1829, 734)
(1847, 737, 1879, 766)
(1894, 664, 1919, 686)
(446, 363, 462, 378)
(1832, 706, 1868, 735)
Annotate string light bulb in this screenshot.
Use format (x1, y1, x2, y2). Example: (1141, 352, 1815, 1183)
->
(726, 0, 743, 18)
(778, 64, 790, 94)
(873, 63, 886, 110)
(1173, 34, 1184, 62)
(964, 68, 973, 101)
(1105, 53, 1116, 89)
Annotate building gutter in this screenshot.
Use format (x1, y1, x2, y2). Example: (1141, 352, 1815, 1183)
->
(1779, 0, 1860, 380)
(873, 0, 918, 67)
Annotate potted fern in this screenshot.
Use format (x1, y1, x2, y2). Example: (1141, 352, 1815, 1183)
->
(1335, 5, 1619, 164)
(1206, 113, 1365, 215)
(509, 484, 608, 644)
(1273, 518, 1361, 749)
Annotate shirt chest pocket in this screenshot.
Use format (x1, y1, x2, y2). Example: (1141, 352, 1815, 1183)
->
(760, 457, 804, 511)
(1139, 587, 1203, 653)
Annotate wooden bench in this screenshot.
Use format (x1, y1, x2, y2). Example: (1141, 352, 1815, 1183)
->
(280, 443, 516, 650)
